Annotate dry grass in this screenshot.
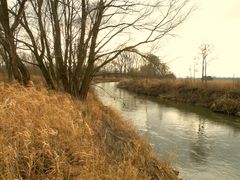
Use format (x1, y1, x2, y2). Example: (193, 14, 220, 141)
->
(118, 78, 240, 95)
(0, 82, 178, 179)
(119, 78, 240, 91)
(176, 79, 240, 91)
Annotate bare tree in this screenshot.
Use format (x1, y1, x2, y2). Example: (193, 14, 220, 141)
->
(109, 51, 137, 74)
(8, 0, 192, 99)
(76, 0, 192, 99)
(199, 43, 213, 84)
(0, 44, 12, 80)
(136, 52, 171, 79)
(193, 57, 198, 82)
(0, 0, 30, 84)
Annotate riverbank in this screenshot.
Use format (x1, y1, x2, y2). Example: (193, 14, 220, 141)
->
(0, 82, 178, 179)
(117, 79, 240, 116)
(93, 76, 123, 83)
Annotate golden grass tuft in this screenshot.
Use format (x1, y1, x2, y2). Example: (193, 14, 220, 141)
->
(0, 82, 178, 179)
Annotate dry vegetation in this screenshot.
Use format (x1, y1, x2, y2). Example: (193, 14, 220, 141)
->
(119, 78, 240, 91)
(118, 79, 240, 116)
(92, 76, 124, 83)
(0, 82, 178, 179)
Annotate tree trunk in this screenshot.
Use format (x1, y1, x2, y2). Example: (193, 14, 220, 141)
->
(9, 37, 30, 84)
(79, 64, 94, 100)
(0, 47, 13, 81)
(79, 75, 92, 100)
(201, 58, 204, 83)
(0, 0, 30, 85)
(37, 57, 55, 89)
(16, 55, 30, 85)
(50, 0, 69, 91)
(204, 58, 207, 86)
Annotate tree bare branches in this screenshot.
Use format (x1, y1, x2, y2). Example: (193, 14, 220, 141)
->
(0, 0, 192, 99)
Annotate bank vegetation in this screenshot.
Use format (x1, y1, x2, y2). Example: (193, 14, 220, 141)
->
(118, 79, 240, 116)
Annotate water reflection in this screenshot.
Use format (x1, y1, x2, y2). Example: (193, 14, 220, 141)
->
(95, 82, 240, 180)
(190, 117, 209, 164)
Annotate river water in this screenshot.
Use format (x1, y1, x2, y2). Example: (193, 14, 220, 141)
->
(94, 82, 240, 180)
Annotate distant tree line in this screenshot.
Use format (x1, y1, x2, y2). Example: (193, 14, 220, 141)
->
(101, 52, 175, 79)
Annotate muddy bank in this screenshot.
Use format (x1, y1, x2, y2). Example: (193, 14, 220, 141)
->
(0, 82, 178, 179)
(117, 79, 240, 117)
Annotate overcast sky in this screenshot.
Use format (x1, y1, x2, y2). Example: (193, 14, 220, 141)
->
(160, 0, 240, 78)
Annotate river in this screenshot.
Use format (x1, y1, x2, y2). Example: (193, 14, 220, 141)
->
(94, 82, 240, 180)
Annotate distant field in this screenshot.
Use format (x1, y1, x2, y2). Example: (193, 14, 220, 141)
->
(135, 78, 240, 91)
(175, 79, 240, 91)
